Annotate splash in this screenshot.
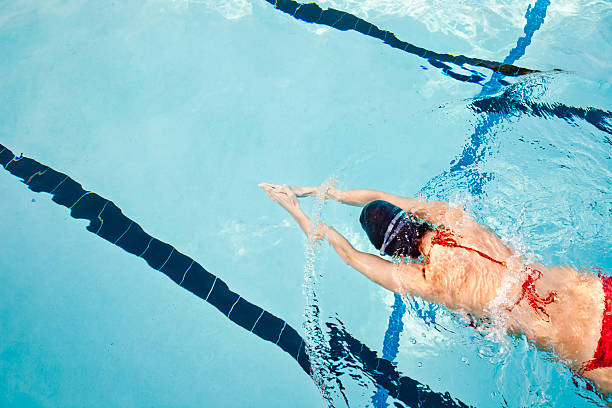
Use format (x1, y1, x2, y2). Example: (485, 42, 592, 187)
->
(301, 176, 341, 406)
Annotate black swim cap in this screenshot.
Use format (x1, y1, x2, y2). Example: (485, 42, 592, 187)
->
(359, 200, 431, 258)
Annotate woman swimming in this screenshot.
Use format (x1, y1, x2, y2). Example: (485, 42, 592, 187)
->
(259, 182, 612, 394)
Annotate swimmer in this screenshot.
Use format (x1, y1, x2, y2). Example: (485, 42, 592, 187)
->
(259, 182, 612, 394)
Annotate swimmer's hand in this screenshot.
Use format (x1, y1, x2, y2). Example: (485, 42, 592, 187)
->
(259, 183, 328, 244)
(310, 221, 328, 246)
(259, 183, 343, 201)
(324, 185, 343, 201)
(259, 183, 301, 214)
(259, 183, 318, 197)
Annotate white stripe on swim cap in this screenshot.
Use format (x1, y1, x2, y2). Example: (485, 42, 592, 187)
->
(379, 210, 407, 256)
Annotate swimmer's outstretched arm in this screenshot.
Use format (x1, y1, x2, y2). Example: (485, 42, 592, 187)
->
(286, 184, 460, 224)
(324, 225, 431, 297)
(259, 183, 432, 298)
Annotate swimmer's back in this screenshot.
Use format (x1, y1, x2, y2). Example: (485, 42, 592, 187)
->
(421, 220, 515, 313)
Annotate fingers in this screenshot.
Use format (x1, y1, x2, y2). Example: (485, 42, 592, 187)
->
(281, 184, 293, 195)
(263, 188, 292, 206)
(259, 182, 306, 210)
(264, 189, 283, 201)
(325, 185, 338, 200)
(258, 182, 275, 191)
(259, 182, 285, 193)
(309, 227, 328, 246)
(260, 183, 316, 199)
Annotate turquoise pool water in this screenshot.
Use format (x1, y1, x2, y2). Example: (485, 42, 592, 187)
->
(1, 0, 610, 407)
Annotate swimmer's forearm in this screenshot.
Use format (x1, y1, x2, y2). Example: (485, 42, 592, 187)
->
(288, 208, 352, 257)
(292, 185, 402, 207)
(325, 226, 356, 264)
(332, 189, 386, 206)
(292, 184, 442, 216)
(325, 226, 406, 294)
(337, 189, 446, 218)
(290, 208, 316, 238)
(334, 189, 425, 208)
(289, 186, 374, 206)
(291, 186, 388, 206)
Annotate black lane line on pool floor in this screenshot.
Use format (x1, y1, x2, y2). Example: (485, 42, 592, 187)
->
(0, 144, 311, 376)
(327, 320, 472, 408)
(0, 143, 471, 408)
(470, 94, 612, 136)
(264, 0, 542, 84)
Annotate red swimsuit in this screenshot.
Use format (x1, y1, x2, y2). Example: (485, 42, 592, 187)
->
(427, 227, 611, 371)
(583, 275, 612, 371)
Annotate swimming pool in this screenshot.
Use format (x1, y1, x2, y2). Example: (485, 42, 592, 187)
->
(0, 0, 610, 406)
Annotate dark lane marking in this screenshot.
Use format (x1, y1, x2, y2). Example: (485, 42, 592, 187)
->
(0, 144, 312, 376)
(0, 143, 471, 407)
(471, 96, 612, 136)
(327, 321, 472, 408)
(264, 0, 542, 84)
(445, 0, 607, 192)
(425, 2, 610, 196)
(446, 96, 612, 197)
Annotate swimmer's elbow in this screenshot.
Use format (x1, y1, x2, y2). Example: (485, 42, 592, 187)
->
(338, 247, 356, 267)
(334, 246, 362, 269)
